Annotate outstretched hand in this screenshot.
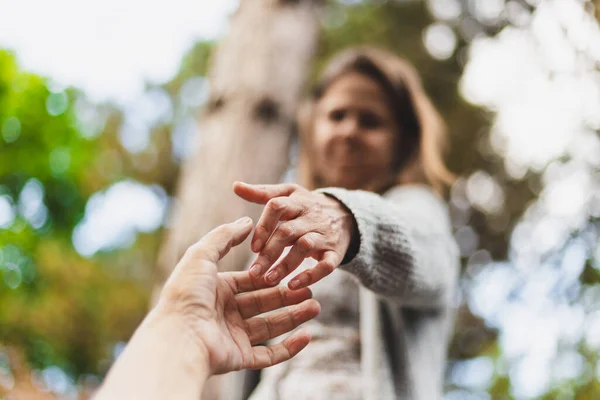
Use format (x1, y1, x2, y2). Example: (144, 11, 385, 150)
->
(158, 217, 321, 374)
(233, 182, 357, 290)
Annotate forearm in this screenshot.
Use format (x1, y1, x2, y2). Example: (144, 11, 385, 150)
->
(94, 310, 209, 400)
(318, 186, 459, 308)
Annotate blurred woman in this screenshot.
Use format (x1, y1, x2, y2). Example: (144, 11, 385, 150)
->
(234, 46, 460, 400)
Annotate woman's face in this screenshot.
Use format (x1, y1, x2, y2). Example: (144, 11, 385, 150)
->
(312, 72, 399, 191)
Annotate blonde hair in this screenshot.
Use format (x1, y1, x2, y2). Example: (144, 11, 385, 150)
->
(297, 46, 454, 195)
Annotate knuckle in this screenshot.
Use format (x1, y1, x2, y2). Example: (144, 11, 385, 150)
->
(323, 233, 336, 246)
(254, 292, 267, 313)
(302, 269, 314, 283)
(278, 285, 288, 302)
(254, 224, 269, 238)
(266, 346, 276, 363)
(264, 317, 275, 337)
(321, 260, 336, 274)
(261, 250, 275, 263)
(278, 259, 289, 273)
(297, 235, 315, 253)
(267, 198, 284, 213)
(286, 307, 298, 326)
(277, 224, 296, 241)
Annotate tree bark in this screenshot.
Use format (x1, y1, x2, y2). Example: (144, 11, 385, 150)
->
(158, 0, 321, 278)
(155, 0, 321, 398)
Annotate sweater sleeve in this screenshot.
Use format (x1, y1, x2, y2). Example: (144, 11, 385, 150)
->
(317, 185, 459, 309)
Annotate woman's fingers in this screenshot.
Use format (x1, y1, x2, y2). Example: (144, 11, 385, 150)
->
(288, 251, 340, 290)
(235, 286, 313, 319)
(251, 197, 304, 253)
(244, 299, 320, 345)
(233, 182, 307, 253)
(233, 181, 300, 204)
(248, 200, 305, 276)
(224, 270, 272, 294)
(262, 233, 320, 285)
(245, 329, 312, 370)
(252, 220, 308, 279)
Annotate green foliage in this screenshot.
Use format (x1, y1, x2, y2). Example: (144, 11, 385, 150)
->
(0, 31, 217, 386)
(0, 50, 150, 378)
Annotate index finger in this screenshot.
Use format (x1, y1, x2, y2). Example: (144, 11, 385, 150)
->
(233, 182, 300, 204)
(251, 197, 303, 254)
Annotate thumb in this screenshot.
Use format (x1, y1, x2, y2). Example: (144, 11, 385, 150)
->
(194, 217, 254, 263)
(233, 181, 300, 204)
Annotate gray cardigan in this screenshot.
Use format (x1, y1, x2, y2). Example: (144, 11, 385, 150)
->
(320, 185, 459, 399)
(222, 184, 459, 400)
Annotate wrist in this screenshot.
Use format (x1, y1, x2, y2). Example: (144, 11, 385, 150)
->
(96, 307, 211, 400)
(144, 306, 211, 378)
(319, 193, 359, 258)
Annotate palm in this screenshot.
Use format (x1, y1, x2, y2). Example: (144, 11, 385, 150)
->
(176, 262, 318, 375)
(196, 276, 253, 374)
(162, 219, 319, 374)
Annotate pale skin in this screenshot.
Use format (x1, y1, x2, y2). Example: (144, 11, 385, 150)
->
(234, 72, 399, 289)
(94, 217, 320, 400)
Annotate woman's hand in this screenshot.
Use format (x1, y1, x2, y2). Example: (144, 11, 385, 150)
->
(233, 182, 357, 290)
(158, 217, 321, 374)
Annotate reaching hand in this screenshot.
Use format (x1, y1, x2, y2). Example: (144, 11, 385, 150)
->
(158, 217, 321, 375)
(233, 182, 357, 290)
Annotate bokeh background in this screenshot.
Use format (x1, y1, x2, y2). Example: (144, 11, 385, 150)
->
(1, 0, 600, 398)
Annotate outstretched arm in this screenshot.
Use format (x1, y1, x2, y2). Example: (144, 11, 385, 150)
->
(234, 182, 458, 309)
(94, 218, 320, 400)
(319, 185, 459, 308)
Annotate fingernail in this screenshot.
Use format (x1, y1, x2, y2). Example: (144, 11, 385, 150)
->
(249, 264, 262, 276)
(266, 270, 280, 283)
(289, 276, 307, 289)
(236, 216, 252, 224)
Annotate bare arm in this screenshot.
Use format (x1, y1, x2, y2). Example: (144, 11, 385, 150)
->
(93, 311, 209, 400)
(94, 218, 320, 400)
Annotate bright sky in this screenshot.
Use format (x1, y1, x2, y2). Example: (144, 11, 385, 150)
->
(0, 0, 237, 103)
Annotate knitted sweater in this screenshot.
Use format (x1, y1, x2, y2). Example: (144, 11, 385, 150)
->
(322, 185, 460, 399)
(228, 184, 459, 400)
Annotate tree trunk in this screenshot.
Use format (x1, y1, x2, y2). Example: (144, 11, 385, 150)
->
(155, 0, 321, 398)
(157, 0, 320, 277)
